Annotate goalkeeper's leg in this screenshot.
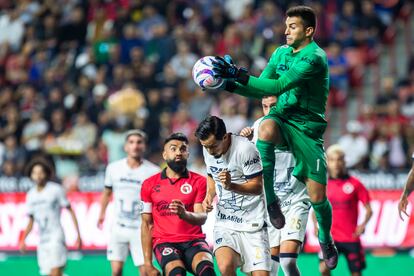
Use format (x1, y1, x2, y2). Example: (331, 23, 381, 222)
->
(257, 118, 285, 229)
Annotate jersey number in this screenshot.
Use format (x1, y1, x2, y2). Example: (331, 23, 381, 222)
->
(289, 218, 302, 230)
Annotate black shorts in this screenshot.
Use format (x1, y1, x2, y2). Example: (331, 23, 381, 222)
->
(154, 239, 212, 273)
(320, 241, 366, 272)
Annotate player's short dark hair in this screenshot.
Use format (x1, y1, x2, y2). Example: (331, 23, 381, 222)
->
(286, 5, 316, 29)
(25, 158, 54, 180)
(195, 115, 227, 140)
(164, 132, 189, 145)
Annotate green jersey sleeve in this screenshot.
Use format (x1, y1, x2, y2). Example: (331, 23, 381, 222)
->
(245, 53, 322, 97)
(230, 49, 279, 99)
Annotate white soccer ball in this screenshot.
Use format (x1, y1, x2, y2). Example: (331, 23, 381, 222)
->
(192, 56, 224, 90)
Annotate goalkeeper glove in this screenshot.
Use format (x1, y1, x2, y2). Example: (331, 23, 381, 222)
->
(212, 55, 250, 85)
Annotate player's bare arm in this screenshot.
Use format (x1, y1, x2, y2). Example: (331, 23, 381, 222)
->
(67, 206, 82, 249)
(354, 203, 372, 237)
(218, 170, 263, 196)
(399, 162, 414, 220)
(97, 187, 112, 228)
(19, 216, 34, 253)
(203, 175, 216, 213)
(141, 213, 160, 276)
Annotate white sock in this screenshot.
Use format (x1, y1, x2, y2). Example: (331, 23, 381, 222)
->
(280, 253, 300, 276)
(271, 255, 280, 275)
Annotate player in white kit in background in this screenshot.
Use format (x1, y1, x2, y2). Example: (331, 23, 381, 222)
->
(240, 96, 311, 276)
(20, 158, 82, 276)
(195, 115, 271, 276)
(97, 129, 160, 276)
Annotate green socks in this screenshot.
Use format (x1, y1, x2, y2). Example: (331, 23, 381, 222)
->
(257, 139, 277, 205)
(312, 198, 333, 243)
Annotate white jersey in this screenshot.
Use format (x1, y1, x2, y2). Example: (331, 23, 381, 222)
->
(26, 182, 68, 244)
(204, 135, 266, 232)
(252, 118, 310, 210)
(105, 158, 159, 229)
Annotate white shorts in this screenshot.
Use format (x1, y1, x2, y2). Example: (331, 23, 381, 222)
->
(107, 226, 144, 266)
(213, 226, 271, 273)
(267, 201, 310, 248)
(37, 240, 67, 275)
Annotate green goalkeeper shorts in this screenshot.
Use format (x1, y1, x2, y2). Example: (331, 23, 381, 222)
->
(264, 112, 328, 185)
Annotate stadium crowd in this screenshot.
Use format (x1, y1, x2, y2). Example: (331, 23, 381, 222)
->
(0, 0, 412, 187)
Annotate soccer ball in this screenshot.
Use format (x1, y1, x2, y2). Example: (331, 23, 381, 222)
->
(192, 56, 224, 89)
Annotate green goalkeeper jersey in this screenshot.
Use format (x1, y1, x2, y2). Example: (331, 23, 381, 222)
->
(233, 40, 329, 126)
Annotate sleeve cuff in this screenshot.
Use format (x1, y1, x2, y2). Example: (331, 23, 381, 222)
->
(225, 81, 237, 92)
(141, 202, 152, 213)
(236, 68, 250, 85)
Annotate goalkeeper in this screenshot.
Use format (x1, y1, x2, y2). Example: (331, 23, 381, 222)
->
(212, 6, 338, 270)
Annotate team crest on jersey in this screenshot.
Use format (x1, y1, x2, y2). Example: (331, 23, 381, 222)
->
(180, 183, 192, 194)
(162, 247, 173, 256)
(343, 182, 354, 194)
(209, 166, 226, 173)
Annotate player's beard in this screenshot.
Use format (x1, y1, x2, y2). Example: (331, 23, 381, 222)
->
(167, 159, 187, 174)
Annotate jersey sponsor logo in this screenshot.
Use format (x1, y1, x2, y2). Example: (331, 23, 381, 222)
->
(277, 64, 288, 71)
(243, 157, 260, 167)
(162, 247, 173, 256)
(119, 177, 142, 184)
(217, 210, 243, 223)
(287, 231, 298, 235)
(281, 199, 292, 208)
(180, 183, 192, 194)
(300, 56, 316, 66)
(343, 182, 355, 194)
(216, 160, 224, 164)
(209, 166, 226, 173)
(215, 238, 223, 244)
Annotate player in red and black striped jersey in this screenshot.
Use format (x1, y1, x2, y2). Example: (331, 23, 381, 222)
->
(315, 145, 372, 276)
(141, 133, 215, 276)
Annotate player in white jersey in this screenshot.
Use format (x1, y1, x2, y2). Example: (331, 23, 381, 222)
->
(195, 115, 271, 276)
(20, 158, 82, 276)
(97, 129, 160, 276)
(240, 95, 311, 276)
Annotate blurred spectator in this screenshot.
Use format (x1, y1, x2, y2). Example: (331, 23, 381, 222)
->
(358, 0, 386, 47)
(57, 5, 87, 51)
(338, 120, 369, 169)
(1, 159, 20, 177)
(375, 76, 397, 117)
(70, 112, 97, 151)
(21, 109, 48, 155)
(332, 0, 359, 47)
(169, 40, 198, 79)
(79, 146, 105, 175)
(370, 123, 390, 170)
(396, 79, 414, 117)
(2, 135, 26, 173)
(138, 4, 166, 41)
(0, 8, 25, 50)
(189, 87, 215, 123)
(101, 118, 128, 163)
(327, 41, 349, 93)
(358, 104, 377, 140)
(0, 105, 22, 141)
(220, 96, 248, 134)
(119, 23, 143, 64)
(204, 3, 230, 38)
